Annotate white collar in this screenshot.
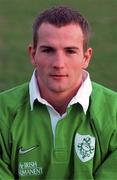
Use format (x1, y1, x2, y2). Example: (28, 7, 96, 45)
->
(29, 70, 92, 114)
(68, 71, 92, 114)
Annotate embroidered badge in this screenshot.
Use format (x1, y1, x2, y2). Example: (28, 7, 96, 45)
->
(75, 133, 95, 162)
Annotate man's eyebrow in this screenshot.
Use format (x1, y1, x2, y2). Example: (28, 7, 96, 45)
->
(39, 45, 79, 51)
(39, 45, 54, 49)
(64, 46, 79, 50)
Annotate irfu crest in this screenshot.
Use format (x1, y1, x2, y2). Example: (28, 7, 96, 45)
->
(75, 133, 95, 162)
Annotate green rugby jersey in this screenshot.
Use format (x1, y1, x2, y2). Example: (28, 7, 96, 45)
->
(0, 82, 117, 179)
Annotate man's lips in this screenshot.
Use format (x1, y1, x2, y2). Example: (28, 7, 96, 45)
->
(50, 75, 67, 77)
(49, 74, 68, 79)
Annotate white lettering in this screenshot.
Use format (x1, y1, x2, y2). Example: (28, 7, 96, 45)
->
(18, 161, 43, 176)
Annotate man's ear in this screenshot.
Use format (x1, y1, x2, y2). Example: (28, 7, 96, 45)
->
(28, 44, 36, 66)
(82, 48, 93, 69)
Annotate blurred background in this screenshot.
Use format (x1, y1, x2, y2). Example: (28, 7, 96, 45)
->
(0, 0, 117, 91)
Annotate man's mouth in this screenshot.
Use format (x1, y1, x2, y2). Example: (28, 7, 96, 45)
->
(51, 75, 67, 77)
(50, 74, 68, 79)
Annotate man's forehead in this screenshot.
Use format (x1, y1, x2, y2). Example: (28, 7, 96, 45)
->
(38, 22, 83, 35)
(37, 23, 84, 43)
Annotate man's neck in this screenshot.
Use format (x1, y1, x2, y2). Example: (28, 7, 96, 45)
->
(39, 87, 80, 115)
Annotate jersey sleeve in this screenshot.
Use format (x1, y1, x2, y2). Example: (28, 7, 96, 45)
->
(0, 159, 14, 180)
(0, 124, 14, 179)
(94, 129, 117, 179)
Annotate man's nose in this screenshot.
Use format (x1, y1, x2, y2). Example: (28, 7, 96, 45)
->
(52, 52, 65, 68)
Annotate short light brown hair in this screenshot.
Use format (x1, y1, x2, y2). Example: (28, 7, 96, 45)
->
(33, 6, 91, 51)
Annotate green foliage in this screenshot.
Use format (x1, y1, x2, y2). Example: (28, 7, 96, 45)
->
(0, 0, 117, 91)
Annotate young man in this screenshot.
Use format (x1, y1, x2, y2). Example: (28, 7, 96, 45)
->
(0, 6, 117, 179)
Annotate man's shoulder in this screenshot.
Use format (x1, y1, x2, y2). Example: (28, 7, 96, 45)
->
(0, 82, 29, 109)
(91, 82, 117, 109)
(90, 83, 117, 139)
(92, 82, 117, 97)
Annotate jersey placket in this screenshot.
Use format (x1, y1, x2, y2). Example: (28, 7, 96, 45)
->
(53, 118, 68, 163)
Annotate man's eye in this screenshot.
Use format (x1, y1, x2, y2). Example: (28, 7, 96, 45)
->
(41, 48, 54, 53)
(66, 49, 76, 54)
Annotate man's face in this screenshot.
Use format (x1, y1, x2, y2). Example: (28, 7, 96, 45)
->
(29, 23, 92, 96)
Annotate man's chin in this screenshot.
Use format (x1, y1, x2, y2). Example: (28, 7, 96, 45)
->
(49, 86, 67, 93)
